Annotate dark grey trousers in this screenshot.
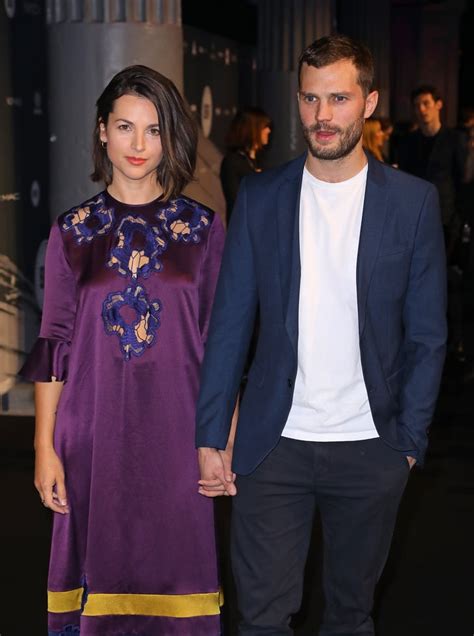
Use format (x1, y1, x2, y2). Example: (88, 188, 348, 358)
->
(231, 436, 410, 636)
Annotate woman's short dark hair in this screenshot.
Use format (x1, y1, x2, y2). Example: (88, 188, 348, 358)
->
(225, 107, 271, 153)
(298, 34, 374, 97)
(91, 65, 197, 201)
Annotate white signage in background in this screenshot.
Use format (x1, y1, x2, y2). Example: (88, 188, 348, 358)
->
(201, 86, 213, 139)
(4, 0, 15, 19)
(0, 192, 20, 202)
(33, 91, 43, 115)
(31, 180, 40, 208)
(6, 96, 22, 107)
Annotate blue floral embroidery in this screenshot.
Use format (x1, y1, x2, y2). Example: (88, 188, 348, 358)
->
(107, 215, 167, 279)
(61, 194, 114, 245)
(102, 284, 162, 360)
(157, 198, 210, 244)
(48, 626, 80, 635)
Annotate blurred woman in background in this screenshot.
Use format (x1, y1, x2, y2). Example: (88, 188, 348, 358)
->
(220, 107, 271, 223)
(362, 117, 384, 162)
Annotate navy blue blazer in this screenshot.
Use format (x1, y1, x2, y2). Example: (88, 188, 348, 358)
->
(196, 153, 447, 474)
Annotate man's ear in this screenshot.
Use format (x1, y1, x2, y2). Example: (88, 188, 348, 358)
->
(364, 90, 379, 119)
(435, 99, 443, 112)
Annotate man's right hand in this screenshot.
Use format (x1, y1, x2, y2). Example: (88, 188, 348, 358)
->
(198, 447, 237, 497)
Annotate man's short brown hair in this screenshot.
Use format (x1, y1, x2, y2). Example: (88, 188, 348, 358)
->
(298, 34, 374, 97)
(410, 85, 442, 104)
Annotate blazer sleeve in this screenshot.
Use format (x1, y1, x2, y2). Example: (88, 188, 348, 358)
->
(399, 185, 447, 463)
(196, 178, 258, 449)
(19, 221, 77, 382)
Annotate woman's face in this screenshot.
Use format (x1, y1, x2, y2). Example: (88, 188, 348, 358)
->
(383, 125, 393, 142)
(99, 94, 163, 188)
(374, 121, 384, 148)
(260, 124, 271, 147)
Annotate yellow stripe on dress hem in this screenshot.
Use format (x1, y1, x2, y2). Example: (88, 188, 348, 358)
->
(48, 588, 84, 613)
(83, 590, 223, 618)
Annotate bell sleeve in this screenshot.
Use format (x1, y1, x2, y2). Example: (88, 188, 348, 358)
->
(19, 221, 77, 382)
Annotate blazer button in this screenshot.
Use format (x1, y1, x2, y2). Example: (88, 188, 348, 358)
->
(288, 378, 293, 388)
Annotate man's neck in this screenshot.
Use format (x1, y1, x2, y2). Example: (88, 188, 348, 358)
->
(420, 120, 442, 137)
(305, 143, 367, 183)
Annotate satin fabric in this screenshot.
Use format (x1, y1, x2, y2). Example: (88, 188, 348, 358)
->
(21, 191, 225, 635)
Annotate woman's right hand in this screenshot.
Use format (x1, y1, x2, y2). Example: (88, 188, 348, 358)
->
(34, 446, 69, 514)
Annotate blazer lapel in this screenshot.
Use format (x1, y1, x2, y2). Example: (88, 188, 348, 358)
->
(357, 155, 389, 336)
(276, 155, 306, 358)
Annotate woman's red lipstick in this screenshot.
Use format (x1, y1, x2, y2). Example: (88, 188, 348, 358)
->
(126, 156, 146, 165)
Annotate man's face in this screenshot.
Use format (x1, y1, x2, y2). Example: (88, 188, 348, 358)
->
(298, 60, 377, 161)
(413, 93, 442, 128)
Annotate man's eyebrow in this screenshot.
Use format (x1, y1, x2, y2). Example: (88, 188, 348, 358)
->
(328, 91, 353, 98)
(299, 90, 354, 97)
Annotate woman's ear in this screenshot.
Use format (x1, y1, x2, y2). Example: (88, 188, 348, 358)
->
(99, 121, 107, 144)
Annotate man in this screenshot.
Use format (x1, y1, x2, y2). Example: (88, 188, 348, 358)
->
(398, 85, 466, 238)
(196, 35, 447, 636)
(398, 86, 466, 357)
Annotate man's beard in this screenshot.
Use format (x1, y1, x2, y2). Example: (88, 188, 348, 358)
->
(302, 112, 365, 161)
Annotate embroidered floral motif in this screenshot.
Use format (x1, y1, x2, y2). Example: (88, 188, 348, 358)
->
(61, 194, 114, 244)
(158, 198, 210, 244)
(108, 215, 167, 279)
(48, 626, 80, 635)
(102, 284, 162, 360)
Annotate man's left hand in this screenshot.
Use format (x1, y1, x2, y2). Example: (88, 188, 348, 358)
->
(407, 456, 417, 469)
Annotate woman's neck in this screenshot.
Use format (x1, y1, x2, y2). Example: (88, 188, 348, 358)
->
(107, 174, 163, 205)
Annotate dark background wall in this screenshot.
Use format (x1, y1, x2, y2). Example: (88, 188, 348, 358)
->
(1, 0, 473, 402)
(0, 0, 49, 281)
(390, 0, 467, 126)
(183, 25, 255, 152)
(2, 0, 473, 288)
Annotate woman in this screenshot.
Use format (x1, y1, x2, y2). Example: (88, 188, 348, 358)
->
(220, 107, 271, 223)
(20, 65, 225, 635)
(362, 117, 384, 162)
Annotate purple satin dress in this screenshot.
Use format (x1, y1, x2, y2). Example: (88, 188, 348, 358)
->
(21, 191, 225, 635)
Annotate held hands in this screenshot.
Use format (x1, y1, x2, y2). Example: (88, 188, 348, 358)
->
(198, 447, 237, 497)
(34, 446, 70, 514)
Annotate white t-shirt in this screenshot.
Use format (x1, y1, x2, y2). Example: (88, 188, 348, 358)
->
(282, 164, 379, 442)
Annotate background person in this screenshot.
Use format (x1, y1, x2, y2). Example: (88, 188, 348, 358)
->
(20, 65, 225, 635)
(220, 107, 271, 223)
(398, 85, 466, 245)
(379, 116, 394, 163)
(362, 117, 384, 161)
(398, 85, 467, 358)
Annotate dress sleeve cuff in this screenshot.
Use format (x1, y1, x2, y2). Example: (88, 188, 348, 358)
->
(18, 337, 70, 382)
